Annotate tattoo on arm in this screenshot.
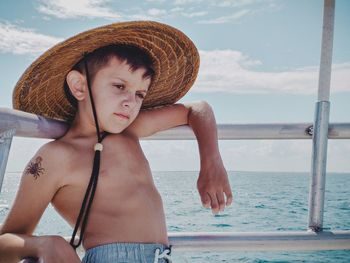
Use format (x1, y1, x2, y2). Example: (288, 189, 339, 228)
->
(25, 156, 45, 179)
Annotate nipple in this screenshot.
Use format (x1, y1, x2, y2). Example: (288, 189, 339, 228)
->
(94, 143, 103, 152)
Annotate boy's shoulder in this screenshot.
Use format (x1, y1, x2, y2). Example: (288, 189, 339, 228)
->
(28, 139, 74, 177)
(0, 140, 76, 235)
(37, 139, 73, 159)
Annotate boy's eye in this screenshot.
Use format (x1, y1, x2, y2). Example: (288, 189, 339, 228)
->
(136, 93, 145, 99)
(113, 84, 124, 90)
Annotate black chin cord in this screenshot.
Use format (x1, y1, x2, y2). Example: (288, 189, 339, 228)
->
(70, 54, 108, 249)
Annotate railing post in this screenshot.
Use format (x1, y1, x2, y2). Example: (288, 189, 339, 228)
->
(0, 128, 16, 193)
(308, 0, 335, 231)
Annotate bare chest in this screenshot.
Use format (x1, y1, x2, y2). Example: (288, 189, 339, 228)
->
(51, 135, 157, 224)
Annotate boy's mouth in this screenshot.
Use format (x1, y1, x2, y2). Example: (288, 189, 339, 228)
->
(114, 113, 130, 120)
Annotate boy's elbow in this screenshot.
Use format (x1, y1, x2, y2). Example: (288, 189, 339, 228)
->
(186, 100, 214, 125)
(192, 100, 213, 115)
(186, 100, 212, 112)
(194, 100, 210, 107)
(200, 100, 212, 111)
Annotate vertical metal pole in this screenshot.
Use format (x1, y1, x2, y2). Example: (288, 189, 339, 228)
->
(308, 0, 335, 232)
(0, 128, 16, 193)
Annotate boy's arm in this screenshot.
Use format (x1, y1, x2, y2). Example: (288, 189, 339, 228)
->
(0, 233, 39, 262)
(187, 101, 233, 214)
(0, 233, 61, 262)
(125, 101, 233, 214)
(0, 233, 80, 263)
(0, 143, 80, 262)
(0, 144, 60, 235)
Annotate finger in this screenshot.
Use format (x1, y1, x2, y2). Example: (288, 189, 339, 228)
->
(200, 192, 211, 208)
(208, 192, 219, 214)
(224, 186, 233, 206)
(216, 191, 226, 212)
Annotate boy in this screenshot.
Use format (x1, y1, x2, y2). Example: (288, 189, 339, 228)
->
(0, 21, 232, 263)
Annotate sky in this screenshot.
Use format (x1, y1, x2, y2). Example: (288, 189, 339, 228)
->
(1, 0, 349, 173)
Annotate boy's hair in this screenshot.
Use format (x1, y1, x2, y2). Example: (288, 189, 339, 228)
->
(64, 44, 155, 111)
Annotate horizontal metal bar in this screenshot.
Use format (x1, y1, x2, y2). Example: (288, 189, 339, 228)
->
(0, 107, 67, 139)
(1, 108, 350, 140)
(61, 231, 350, 254)
(167, 231, 350, 251)
(19, 230, 350, 263)
(145, 123, 350, 140)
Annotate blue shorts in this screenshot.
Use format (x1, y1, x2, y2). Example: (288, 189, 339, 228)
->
(82, 242, 172, 263)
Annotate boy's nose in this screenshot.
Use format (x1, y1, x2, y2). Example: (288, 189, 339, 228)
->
(122, 92, 136, 108)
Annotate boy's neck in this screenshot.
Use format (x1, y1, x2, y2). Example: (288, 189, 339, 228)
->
(65, 111, 104, 140)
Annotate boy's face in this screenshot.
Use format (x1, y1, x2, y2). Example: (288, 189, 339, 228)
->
(89, 56, 151, 133)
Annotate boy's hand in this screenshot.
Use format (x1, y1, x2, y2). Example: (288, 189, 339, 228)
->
(197, 158, 233, 215)
(36, 235, 81, 263)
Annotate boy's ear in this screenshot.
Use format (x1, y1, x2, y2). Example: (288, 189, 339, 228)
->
(66, 70, 87, 101)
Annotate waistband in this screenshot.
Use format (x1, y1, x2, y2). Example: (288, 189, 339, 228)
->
(83, 242, 172, 263)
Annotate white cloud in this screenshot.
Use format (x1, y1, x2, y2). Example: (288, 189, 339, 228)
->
(3, 21, 348, 96)
(146, 0, 166, 3)
(181, 11, 208, 18)
(32, 0, 276, 23)
(36, 0, 121, 19)
(7, 136, 350, 174)
(0, 22, 63, 55)
(147, 8, 168, 17)
(128, 7, 205, 20)
(169, 0, 279, 23)
(212, 0, 264, 8)
(170, 7, 184, 12)
(221, 140, 350, 172)
(173, 0, 203, 5)
(140, 139, 350, 172)
(197, 9, 251, 24)
(195, 50, 350, 94)
(127, 13, 158, 21)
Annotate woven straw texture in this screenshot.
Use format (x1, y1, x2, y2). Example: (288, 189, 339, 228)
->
(13, 21, 200, 122)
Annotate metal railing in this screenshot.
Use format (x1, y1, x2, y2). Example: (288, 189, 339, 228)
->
(0, 0, 349, 257)
(1, 108, 350, 140)
(1, 110, 350, 253)
(1, 111, 350, 254)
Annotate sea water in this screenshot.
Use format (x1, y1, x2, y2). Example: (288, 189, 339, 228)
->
(0, 171, 349, 262)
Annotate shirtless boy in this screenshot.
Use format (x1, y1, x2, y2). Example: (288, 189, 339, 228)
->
(0, 21, 232, 263)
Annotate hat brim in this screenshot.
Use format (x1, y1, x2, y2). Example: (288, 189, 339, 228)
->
(13, 21, 200, 122)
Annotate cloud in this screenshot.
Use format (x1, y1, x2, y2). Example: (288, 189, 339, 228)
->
(36, 0, 121, 20)
(7, 136, 350, 174)
(211, 0, 268, 8)
(146, 0, 166, 3)
(2, 22, 348, 96)
(31, 0, 280, 24)
(147, 8, 168, 17)
(181, 11, 208, 18)
(140, 139, 350, 172)
(221, 140, 350, 172)
(33, 0, 204, 21)
(195, 50, 350, 94)
(173, 0, 204, 5)
(197, 9, 251, 24)
(174, 0, 279, 24)
(127, 7, 206, 20)
(0, 22, 63, 55)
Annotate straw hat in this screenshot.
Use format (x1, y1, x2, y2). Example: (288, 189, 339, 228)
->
(12, 21, 200, 122)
